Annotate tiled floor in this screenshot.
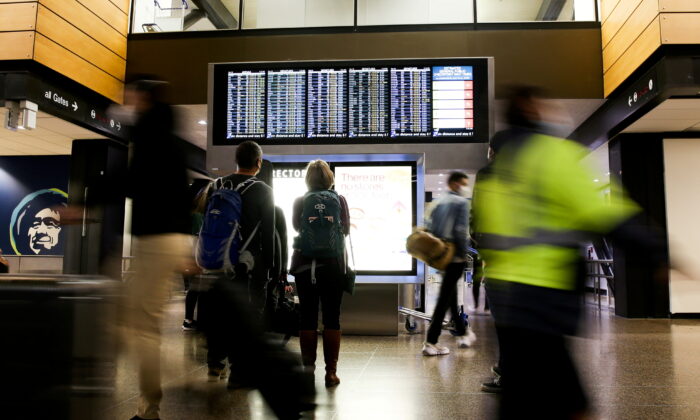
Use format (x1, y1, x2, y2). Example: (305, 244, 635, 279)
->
(104, 295, 700, 420)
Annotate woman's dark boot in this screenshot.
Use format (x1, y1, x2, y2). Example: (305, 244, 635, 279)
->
(299, 330, 318, 372)
(323, 330, 341, 387)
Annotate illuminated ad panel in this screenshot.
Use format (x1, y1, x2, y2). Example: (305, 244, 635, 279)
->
(271, 165, 308, 264)
(334, 164, 414, 273)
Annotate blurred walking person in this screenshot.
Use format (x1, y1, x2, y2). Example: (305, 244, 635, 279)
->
(472, 86, 663, 420)
(292, 160, 351, 388)
(422, 171, 476, 356)
(122, 78, 191, 420)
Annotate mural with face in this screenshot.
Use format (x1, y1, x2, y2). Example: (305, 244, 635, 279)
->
(10, 189, 68, 256)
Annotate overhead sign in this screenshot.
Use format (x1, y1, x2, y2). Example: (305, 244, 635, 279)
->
(1, 72, 126, 139)
(625, 73, 657, 111)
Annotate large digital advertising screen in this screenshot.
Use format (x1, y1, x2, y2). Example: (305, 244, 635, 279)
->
(333, 163, 415, 275)
(270, 160, 418, 277)
(212, 58, 492, 145)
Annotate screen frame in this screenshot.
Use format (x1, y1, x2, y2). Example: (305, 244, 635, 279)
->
(212, 58, 491, 146)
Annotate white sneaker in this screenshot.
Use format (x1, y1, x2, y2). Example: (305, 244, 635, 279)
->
(456, 329, 477, 348)
(422, 342, 450, 356)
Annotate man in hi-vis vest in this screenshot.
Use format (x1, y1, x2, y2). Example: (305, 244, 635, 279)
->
(472, 86, 665, 420)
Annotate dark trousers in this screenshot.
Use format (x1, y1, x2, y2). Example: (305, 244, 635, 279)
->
(183, 274, 199, 320)
(498, 326, 587, 420)
(201, 271, 315, 419)
(204, 264, 268, 367)
(295, 263, 344, 331)
(472, 276, 490, 311)
(427, 262, 467, 344)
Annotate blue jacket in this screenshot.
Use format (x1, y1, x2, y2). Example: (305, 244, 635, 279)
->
(427, 191, 470, 258)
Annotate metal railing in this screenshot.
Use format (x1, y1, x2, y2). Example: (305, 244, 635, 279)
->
(586, 258, 613, 309)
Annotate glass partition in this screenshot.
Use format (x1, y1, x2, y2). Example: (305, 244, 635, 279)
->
(476, 0, 596, 23)
(130, 0, 598, 33)
(242, 0, 353, 29)
(131, 0, 240, 33)
(356, 0, 474, 26)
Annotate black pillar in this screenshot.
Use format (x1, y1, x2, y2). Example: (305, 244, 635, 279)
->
(63, 139, 128, 277)
(608, 133, 670, 318)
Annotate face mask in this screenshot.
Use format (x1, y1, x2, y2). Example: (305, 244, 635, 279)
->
(459, 186, 471, 198)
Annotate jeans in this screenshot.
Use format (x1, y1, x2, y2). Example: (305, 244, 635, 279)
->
(295, 263, 344, 331)
(427, 262, 467, 344)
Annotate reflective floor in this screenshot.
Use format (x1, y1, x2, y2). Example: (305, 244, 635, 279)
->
(104, 294, 700, 420)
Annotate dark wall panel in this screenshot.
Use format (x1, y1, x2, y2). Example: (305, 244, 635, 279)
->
(126, 28, 604, 105)
(609, 133, 670, 318)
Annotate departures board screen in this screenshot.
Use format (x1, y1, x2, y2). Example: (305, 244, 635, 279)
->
(213, 58, 492, 145)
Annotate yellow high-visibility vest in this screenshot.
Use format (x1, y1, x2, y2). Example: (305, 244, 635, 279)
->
(472, 134, 639, 291)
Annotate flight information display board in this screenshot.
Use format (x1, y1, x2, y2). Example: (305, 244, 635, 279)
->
(390, 66, 431, 137)
(213, 58, 492, 145)
(308, 68, 348, 138)
(267, 69, 306, 138)
(226, 70, 266, 139)
(349, 67, 390, 138)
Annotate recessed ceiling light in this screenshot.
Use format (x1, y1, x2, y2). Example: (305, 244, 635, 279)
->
(439, 173, 444, 177)
(198, 120, 207, 125)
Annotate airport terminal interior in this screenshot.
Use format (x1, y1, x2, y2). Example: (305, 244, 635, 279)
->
(1, 0, 700, 419)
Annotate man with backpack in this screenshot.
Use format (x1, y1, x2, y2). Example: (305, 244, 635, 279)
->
(422, 171, 476, 356)
(197, 140, 275, 384)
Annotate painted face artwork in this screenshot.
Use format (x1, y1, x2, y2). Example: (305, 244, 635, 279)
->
(9, 189, 68, 256)
(27, 207, 62, 254)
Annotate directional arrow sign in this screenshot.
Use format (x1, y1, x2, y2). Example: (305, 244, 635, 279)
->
(116, 122, 121, 131)
(72, 101, 78, 111)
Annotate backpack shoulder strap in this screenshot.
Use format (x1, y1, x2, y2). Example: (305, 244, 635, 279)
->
(235, 178, 261, 195)
(215, 177, 236, 191)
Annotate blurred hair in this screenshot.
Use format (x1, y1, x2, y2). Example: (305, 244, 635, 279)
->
(305, 160, 334, 190)
(448, 171, 469, 185)
(505, 85, 546, 127)
(236, 141, 263, 170)
(126, 74, 169, 103)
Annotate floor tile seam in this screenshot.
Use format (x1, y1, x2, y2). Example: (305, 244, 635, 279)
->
(356, 346, 379, 381)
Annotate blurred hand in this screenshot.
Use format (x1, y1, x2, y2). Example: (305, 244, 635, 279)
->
(181, 258, 201, 275)
(57, 205, 86, 225)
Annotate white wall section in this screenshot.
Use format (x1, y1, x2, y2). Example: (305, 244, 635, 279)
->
(663, 138, 700, 313)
